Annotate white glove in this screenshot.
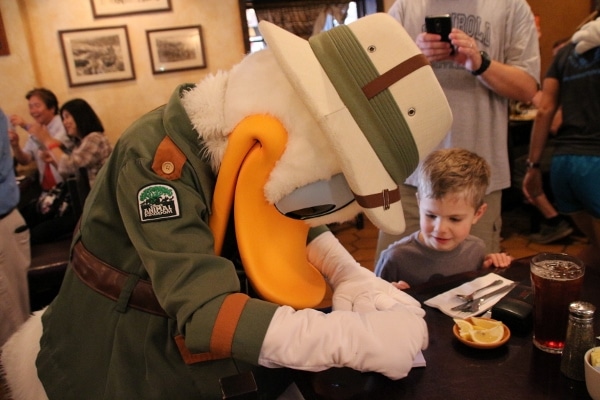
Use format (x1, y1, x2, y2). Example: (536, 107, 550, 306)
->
(572, 17, 600, 54)
(259, 304, 428, 380)
(307, 231, 424, 316)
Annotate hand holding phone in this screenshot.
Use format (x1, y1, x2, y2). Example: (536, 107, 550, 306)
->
(425, 14, 454, 54)
(27, 123, 47, 150)
(29, 134, 47, 151)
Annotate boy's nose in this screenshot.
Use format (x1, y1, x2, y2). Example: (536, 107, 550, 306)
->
(434, 218, 448, 233)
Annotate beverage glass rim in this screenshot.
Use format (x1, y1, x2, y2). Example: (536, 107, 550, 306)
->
(530, 252, 585, 279)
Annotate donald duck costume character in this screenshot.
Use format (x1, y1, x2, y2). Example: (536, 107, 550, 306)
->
(1, 13, 451, 399)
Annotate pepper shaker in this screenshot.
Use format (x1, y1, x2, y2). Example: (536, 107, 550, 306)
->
(560, 301, 596, 380)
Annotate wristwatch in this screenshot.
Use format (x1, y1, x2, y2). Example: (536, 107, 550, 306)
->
(526, 159, 541, 169)
(471, 51, 491, 76)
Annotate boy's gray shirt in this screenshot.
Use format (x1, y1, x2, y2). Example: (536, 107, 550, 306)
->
(375, 230, 486, 286)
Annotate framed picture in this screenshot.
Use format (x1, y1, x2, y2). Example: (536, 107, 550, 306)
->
(146, 26, 206, 74)
(59, 26, 135, 87)
(91, 0, 172, 18)
(0, 10, 9, 56)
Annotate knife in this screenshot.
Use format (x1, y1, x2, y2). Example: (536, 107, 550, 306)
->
(451, 282, 517, 312)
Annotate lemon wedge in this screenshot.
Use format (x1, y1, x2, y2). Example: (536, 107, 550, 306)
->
(471, 325, 504, 344)
(591, 348, 600, 367)
(470, 316, 502, 330)
(454, 318, 473, 332)
(453, 318, 474, 340)
(454, 317, 505, 345)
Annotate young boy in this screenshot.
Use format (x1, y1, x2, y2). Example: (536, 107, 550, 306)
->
(375, 148, 512, 289)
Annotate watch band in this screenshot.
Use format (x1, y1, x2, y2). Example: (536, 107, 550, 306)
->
(471, 51, 491, 76)
(526, 159, 541, 169)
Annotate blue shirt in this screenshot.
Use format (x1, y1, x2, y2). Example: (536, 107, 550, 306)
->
(0, 108, 19, 214)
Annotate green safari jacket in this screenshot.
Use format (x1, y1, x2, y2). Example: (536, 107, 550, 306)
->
(36, 85, 284, 399)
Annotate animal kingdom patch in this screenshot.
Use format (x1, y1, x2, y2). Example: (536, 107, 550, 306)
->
(138, 184, 180, 222)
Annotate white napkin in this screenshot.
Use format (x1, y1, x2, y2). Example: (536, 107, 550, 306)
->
(424, 273, 514, 319)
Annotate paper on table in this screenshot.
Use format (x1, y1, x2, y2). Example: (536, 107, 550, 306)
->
(412, 350, 426, 368)
(424, 273, 514, 319)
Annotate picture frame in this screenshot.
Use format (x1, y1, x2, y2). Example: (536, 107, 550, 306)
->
(0, 10, 10, 56)
(146, 26, 206, 74)
(91, 0, 172, 18)
(59, 26, 135, 87)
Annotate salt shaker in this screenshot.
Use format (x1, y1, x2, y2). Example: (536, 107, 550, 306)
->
(560, 301, 596, 380)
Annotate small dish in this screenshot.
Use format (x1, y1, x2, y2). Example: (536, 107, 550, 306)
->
(453, 322, 511, 349)
(584, 346, 600, 400)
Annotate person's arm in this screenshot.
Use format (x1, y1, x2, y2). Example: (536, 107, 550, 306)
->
(416, 28, 538, 103)
(522, 77, 560, 203)
(7, 126, 33, 165)
(9, 114, 27, 130)
(28, 123, 64, 165)
(307, 231, 425, 314)
(550, 107, 563, 135)
(475, 59, 539, 103)
(448, 29, 539, 103)
(56, 133, 106, 177)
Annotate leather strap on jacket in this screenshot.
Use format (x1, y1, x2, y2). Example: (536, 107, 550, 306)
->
(71, 240, 251, 364)
(175, 293, 249, 364)
(71, 241, 168, 317)
(353, 186, 401, 210)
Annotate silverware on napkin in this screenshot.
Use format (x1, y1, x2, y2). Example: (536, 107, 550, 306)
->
(451, 282, 518, 312)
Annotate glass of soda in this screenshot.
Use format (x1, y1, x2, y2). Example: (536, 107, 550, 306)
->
(530, 252, 585, 354)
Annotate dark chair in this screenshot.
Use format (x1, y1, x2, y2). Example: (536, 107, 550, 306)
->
(28, 168, 90, 311)
(66, 168, 90, 221)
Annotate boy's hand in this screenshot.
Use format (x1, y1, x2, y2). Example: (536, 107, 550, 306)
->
(483, 253, 513, 269)
(392, 281, 410, 290)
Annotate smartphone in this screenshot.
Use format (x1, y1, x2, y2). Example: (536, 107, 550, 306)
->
(29, 134, 47, 151)
(425, 14, 454, 53)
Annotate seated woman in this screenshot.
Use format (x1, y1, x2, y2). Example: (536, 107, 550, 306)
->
(28, 99, 112, 243)
(41, 98, 112, 187)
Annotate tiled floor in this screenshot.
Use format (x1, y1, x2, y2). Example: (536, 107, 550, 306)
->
(331, 201, 588, 272)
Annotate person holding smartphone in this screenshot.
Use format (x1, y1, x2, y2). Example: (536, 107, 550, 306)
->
(9, 88, 70, 193)
(376, 0, 540, 261)
(9, 88, 72, 244)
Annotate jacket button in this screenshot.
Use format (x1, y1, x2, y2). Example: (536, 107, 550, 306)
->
(162, 161, 175, 174)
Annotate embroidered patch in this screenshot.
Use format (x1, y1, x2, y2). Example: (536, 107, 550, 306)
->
(138, 184, 180, 222)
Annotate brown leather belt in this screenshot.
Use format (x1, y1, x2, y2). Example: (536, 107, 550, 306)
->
(71, 241, 168, 317)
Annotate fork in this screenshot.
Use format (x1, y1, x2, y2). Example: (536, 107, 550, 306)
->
(455, 279, 503, 302)
(459, 282, 518, 313)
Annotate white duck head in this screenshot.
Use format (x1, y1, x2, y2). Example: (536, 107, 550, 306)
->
(181, 14, 452, 308)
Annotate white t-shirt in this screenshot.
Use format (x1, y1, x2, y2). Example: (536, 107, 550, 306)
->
(388, 0, 540, 192)
(23, 114, 69, 185)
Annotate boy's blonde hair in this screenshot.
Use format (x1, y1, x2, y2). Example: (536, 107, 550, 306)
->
(417, 148, 490, 209)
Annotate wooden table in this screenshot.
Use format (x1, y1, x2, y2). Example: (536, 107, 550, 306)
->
(296, 257, 600, 400)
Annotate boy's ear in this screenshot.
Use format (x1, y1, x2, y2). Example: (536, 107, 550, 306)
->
(472, 203, 487, 224)
(415, 191, 420, 206)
